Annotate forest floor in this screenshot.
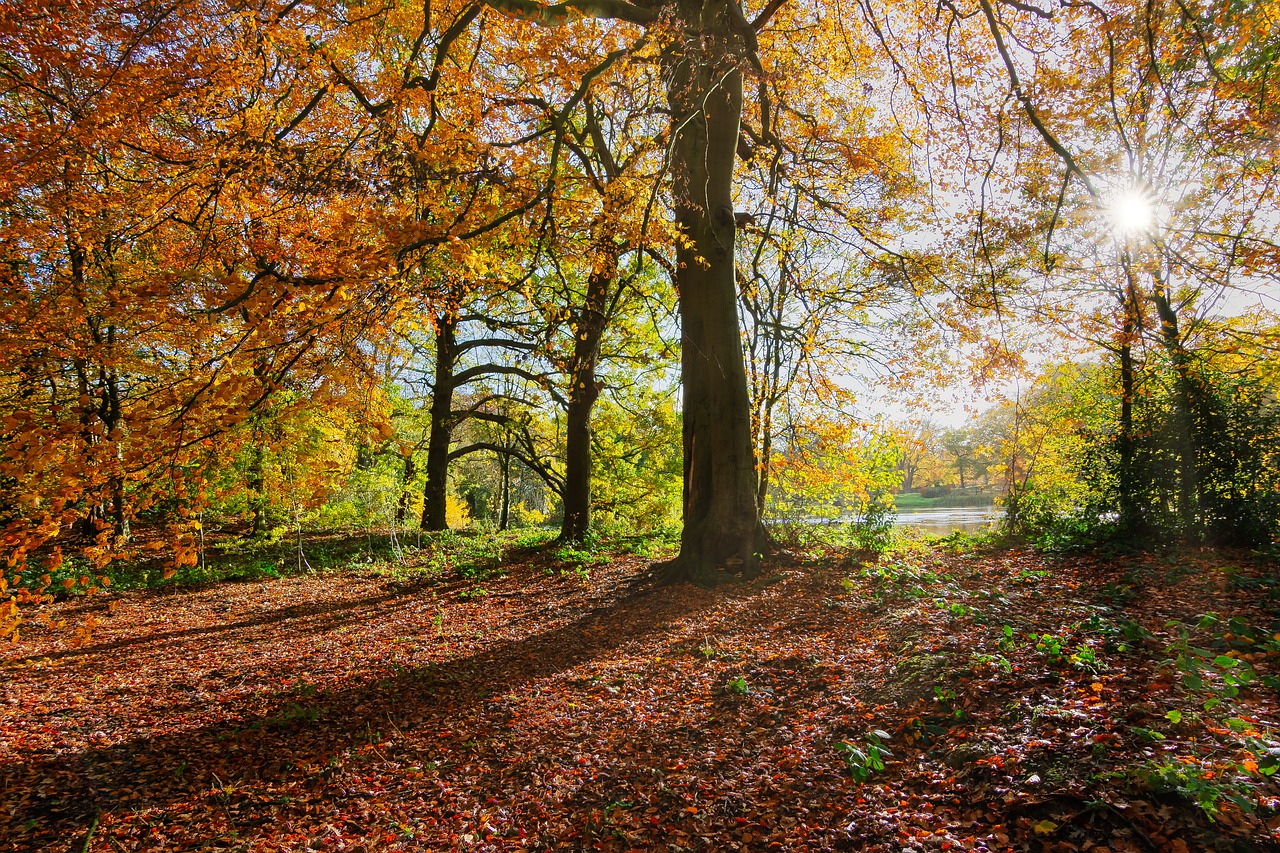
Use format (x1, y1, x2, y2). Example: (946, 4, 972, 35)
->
(4, 534, 1280, 852)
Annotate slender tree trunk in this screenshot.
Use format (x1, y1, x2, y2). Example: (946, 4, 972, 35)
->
(755, 404, 773, 515)
(396, 452, 416, 525)
(69, 238, 107, 539)
(499, 448, 512, 531)
(1116, 268, 1142, 536)
(246, 441, 266, 535)
(100, 351, 129, 543)
(421, 314, 457, 531)
(72, 360, 107, 538)
(559, 243, 616, 543)
(1150, 280, 1200, 537)
(751, 320, 784, 517)
(661, 7, 764, 585)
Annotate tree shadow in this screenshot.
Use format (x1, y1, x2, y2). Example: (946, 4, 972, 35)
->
(17, 574, 456, 665)
(2, 575, 703, 848)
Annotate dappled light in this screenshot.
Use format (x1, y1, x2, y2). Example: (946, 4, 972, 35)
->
(1, 0, 1277, 849)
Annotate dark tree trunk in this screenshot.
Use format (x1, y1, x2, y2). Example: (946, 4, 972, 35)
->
(101, 356, 129, 543)
(396, 452, 417, 525)
(1116, 270, 1141, 537)
(1150, 279, 1200, 538)
(661, 5, 764, 585)
(421, 314, 457, 531)
(72, 359, 109, 539)
(559, 243, 616, 543)
(247, 442, 267, 535)
(499, 448, 511, 531)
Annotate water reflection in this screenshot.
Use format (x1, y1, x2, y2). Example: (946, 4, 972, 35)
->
(894, 507, 1004, 535)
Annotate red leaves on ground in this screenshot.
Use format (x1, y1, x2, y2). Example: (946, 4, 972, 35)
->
(3, 544, 1279, 851)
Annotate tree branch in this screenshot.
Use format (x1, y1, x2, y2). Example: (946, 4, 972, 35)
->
(976, 0, 1097, 199)
(481, 0, 656, 26)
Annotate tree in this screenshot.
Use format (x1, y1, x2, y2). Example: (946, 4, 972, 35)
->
(518, 55, 670, 542)
(863, 0, 1280, 542)
(475, 0, 820, 583)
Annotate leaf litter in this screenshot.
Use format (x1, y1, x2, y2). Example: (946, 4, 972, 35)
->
(3, 542, 1280, 851)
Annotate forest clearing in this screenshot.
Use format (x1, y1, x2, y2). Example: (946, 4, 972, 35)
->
(2, 0, 1278, 850)
(5, 533, 1280, 852)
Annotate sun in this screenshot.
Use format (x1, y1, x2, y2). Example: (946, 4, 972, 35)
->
(1108, 189, 1155, 236)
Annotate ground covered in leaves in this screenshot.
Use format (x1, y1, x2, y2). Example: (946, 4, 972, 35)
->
(5, 536, 1280, 852)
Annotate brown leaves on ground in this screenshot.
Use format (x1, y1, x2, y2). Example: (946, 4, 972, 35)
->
(3, 543, 1280, 852)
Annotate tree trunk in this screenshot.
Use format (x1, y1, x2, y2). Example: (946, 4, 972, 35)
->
(559, 243, 615, 543)
(1116, 268, 1142, 537)
(247, 441, 267, 535)
(396, 451, 416, 525)
(421, 313, 457, 531)
(499, 447, 512, 531)
(103, 364, 129, 543)
(755, 412, 773, 516)
(1150, 277, 1200, 538)
(661, 6, 764, 585)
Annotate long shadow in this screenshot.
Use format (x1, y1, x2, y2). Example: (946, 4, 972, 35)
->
(12, 574, 449, 665)
(2, 577, 702, 848)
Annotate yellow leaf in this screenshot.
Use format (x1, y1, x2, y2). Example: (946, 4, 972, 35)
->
(1033, 820, 1057, 835)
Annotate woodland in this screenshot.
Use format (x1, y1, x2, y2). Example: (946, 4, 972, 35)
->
(2, 0, 1279, 850)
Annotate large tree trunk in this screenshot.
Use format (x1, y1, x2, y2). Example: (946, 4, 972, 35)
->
(421, 314, 457, 531)
(661, 5, 764, 585)
(559, 242, 616, 543)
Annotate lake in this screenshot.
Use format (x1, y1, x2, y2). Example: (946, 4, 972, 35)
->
(894, 506, 1005, 535)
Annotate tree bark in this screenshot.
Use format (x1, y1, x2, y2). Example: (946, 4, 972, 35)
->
(101, 358, 129, 543)
(660, 3, 764, 585)
(499, 447, 512, 531)
(559, 242, 616, 543)
(1150, 277, 1201, 538)
(396, 451, 417, 525)
(421, 313, 458, 531)
(1116, 265, 1142, 537)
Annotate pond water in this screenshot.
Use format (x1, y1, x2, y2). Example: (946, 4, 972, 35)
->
(894, 506, 1005, 536)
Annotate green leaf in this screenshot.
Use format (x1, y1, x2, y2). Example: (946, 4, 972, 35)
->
(1165, 710, 1183, 724)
